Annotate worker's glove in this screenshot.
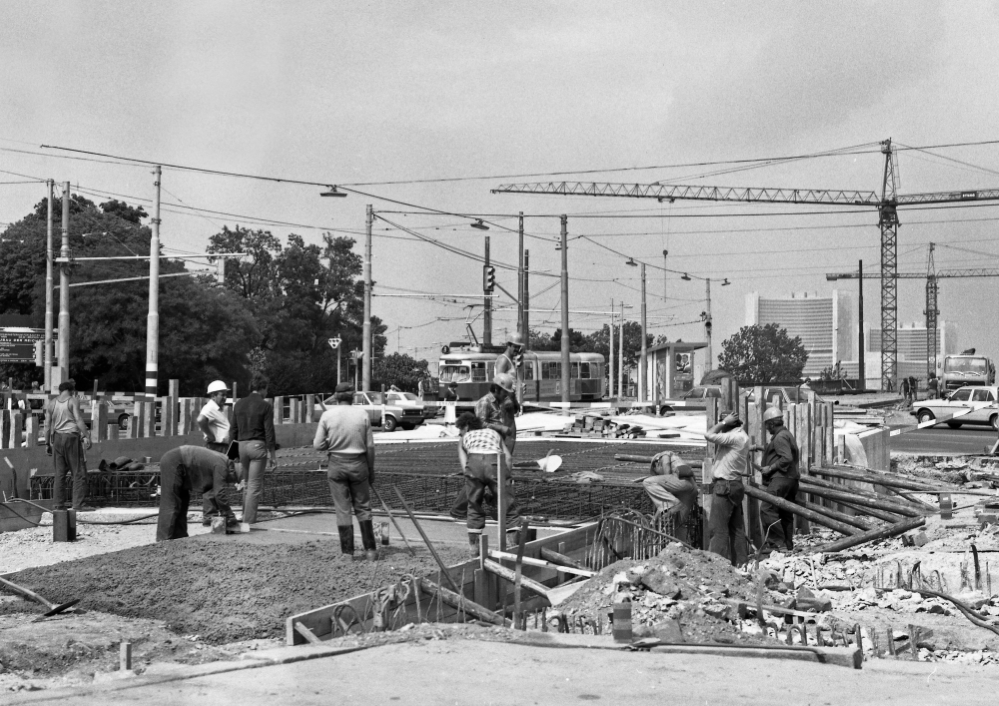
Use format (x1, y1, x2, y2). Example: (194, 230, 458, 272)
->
(235, 480, 246, 492)
(81, 437, 92, 450)
(46, 444, 53, 456)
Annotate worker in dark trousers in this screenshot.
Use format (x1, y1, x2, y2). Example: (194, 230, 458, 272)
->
(456, 412, 519, 556)
(449, 373, 519, 525)
(313, 382, 378, 560)
(642, 450, 698, 544)
(752, 406, 800, 552)
(703, 411, 750, 566)
(157, 445, 237, 541)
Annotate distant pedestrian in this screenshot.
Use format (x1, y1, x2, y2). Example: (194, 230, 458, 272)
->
(156, 445, 237, 541)
(752, 406, 800, 553)
(928, 374, 940, 399)
(442, 381, 459, 402)
(899, 377, 910, 404)
(313, 382, 378, 560)
(197, 380, 231, 526)
(46, 380, 92, 511)
(703, 410, 750, 566)
(909, 376, 918, 402)
(231, 374, 276, 525)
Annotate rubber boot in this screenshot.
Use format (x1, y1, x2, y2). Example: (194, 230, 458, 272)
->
(360, 519, 378, 561)
(467, 532, 481, 558)
(337, 525, 355, 557)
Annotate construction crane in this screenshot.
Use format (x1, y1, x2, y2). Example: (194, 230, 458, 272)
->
(826, 243, 999, 379)
(491, 139, 999, 390)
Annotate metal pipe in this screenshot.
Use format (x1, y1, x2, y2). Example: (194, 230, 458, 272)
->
(44, 180, 54, 392)
(145, 166, 162, 397)
(363, 205, 373, 391)
(57, 181, 70, 376)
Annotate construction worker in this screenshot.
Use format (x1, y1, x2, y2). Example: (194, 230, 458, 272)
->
(703, 410, 750, 566)
(752, 406, 800, 552)
(231, 374, 277, 525)
(313, 382, 378, 560)
(449, 372, 519, 525)
(642, 450, 698, 544)
(156, 445, 237, 541)
(197, 380, 231, 526)
(494, 332, 524, 377)
(456, 412, 519, 556)
(46, 380, 92, 511)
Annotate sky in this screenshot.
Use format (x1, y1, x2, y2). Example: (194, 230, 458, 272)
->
(3, 0, 999, 377)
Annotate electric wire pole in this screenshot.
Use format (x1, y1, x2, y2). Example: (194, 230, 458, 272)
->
(44, 180, 54, 392)
(559, 215, 569, 414)
(145, 166, 161, 397)
(57, 181, 70, 378)
(639, 263, 647, 403)
(363, 205, 373, 392)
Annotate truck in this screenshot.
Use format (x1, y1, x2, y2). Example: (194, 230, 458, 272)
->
(940, 354, 995, 391)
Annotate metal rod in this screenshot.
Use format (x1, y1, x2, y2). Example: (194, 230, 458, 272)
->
(370, 485, 416, 557)
(392, 485, 460, 594)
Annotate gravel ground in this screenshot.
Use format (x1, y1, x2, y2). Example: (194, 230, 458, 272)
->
(0, 516, 207, 576)
(2, 537, 468, 644)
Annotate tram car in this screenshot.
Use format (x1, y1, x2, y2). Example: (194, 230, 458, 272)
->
(437, 349, 606, 403)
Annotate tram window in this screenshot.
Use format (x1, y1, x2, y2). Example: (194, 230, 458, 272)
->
(471, 362, 487, 381)
(439, 365, 470, 383)
(578, 363, 591, 379)
(570, 363, 579, 378)
(524, 364, 535, 380)
(542, 362, 561, 379)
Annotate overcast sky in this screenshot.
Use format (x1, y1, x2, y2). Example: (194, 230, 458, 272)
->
(3, 1, 999, 375)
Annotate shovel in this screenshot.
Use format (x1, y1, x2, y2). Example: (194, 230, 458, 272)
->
(0, 575, 82, 621)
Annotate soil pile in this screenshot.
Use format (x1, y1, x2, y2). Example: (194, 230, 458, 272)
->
(557, 544, 779, 644)
(2, 539, 466, 644)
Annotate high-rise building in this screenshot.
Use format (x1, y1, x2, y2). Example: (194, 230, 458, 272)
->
(745, 291, 853, 378)
(866, 321, 957, 379)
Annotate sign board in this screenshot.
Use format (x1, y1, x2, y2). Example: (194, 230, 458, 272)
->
(327, 337, 342, 350)
(0, 328, 48, 363)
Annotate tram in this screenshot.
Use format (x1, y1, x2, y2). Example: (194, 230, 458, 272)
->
(437, 349, 606, 403)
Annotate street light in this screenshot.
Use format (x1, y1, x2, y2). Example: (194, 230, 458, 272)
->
(681, 272, 691, 281)
(471, 219, 489, 231)
(320, 186, 348, 197)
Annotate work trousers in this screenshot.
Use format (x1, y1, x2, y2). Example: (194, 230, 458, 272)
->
(52, 432, 87, 510)
(203, 441, 229, 518)
(642, 475, 697, 544)
(464, 452, 521, 533)
(157, 449, 191, 541)
(707, 479, 748, 566)
(450, 434, 515, 520)
(239, 439, 268, 524)
(327, 455, 372, 526)
(760, 476, 799, 551)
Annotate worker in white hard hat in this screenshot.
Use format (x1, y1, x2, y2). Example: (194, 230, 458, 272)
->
(751, 406, 800, 552)
(642, 451, 698, 544)
(197, 380, 231, 526)
(494, 331, 525, 377)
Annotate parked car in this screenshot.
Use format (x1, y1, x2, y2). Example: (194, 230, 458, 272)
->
(385, 391, 437, 419)
(313, 391, 424, 432)
(911, 385, 999, 430)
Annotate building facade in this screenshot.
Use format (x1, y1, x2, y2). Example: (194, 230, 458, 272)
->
(745, 291, 853, 379)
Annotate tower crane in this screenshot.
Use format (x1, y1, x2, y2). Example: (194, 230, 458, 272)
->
(826, 242, 999, 379)
(491, 139, 999, 390)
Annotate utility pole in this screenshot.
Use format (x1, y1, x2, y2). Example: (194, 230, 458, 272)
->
(363, 205, 373, 392)
(523, 249, 530, 343)
(609, 299, 615, 399)
(640, 263, 647, 403)
(483, 235, 492, 347)
(858, 260, 865, 389)
(517, 212, 524, 337)
(663, 250, 668, 302)
(57, 181, 70, 378)
(44, 180, 54, 392)
(559, 215, 570, 414)
(618, 301, 624, 398)
(705, 278, 713, 372)
(145, 166, 162, 397)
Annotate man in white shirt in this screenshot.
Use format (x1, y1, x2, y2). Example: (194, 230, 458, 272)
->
(703, 410, 750, 566)
(197, 380, 230, 525)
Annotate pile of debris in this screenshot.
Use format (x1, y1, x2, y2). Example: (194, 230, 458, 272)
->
(555, 543, 785, 644)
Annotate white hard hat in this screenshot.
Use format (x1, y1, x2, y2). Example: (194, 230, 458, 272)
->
(207, 380, 229, 395)
(493, 372, 516, 393)
(763, 406, 783, 423)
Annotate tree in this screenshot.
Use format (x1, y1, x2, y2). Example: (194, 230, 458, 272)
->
(584, 321, 652, 369)
(372, 353, 430, 392)
(717, 324, 808, 385)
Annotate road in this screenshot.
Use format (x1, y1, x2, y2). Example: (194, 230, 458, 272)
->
(890, 424, 997, 455)
(11, 637, 999, 706)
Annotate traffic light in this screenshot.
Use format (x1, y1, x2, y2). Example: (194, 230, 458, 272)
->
(34, 340, 43, 367)
(483, 265, 496, 293)
(513, 350, 524, 367)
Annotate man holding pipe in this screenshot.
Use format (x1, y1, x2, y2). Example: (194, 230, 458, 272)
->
(642, 450, 698, 544)
(752, 406, 800, 552)
(703, 410, 750, 566)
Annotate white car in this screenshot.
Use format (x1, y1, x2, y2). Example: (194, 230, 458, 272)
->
(385, 391, 437, 420)
(911, 385, 999, 430)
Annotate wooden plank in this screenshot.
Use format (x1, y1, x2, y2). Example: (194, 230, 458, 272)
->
(294, 621, 323, 645)
(136, 402, 146, 438)
(163, 395, 175, 437)
(11, 412, 22, 450)
(24, 415, 37, 448)
(274, 396, 285, 425)
(179, 399, 192, 436)
(1, 411, 9, 449)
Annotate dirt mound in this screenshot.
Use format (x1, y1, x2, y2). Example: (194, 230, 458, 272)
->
(2, 539, 466, 644)
(558, 544, 779, 644)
